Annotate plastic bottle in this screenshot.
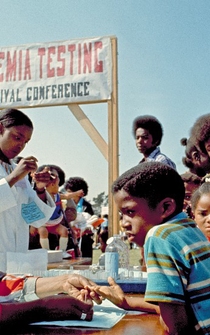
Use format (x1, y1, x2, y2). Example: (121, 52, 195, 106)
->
(114, 234, 129, 270)
(105, 236, 119, 280)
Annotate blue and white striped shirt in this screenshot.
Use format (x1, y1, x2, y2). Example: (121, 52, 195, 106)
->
(140, 147, 176, 169)
(144, 212, 210, 334)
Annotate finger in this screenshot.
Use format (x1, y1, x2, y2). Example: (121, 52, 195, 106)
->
(107, 277, 117, 286)
(80, 276, 97, 287)
(79, 289, 93, 305)
(64, 285, 82, 299)
(80, 289, 87, 302)
(89, 291, 103, 304)
(24, 161, 38, 173)
(43, 166, 51, 173)
(34, 172, 51, 182)
(60, 299, 93, 320)
(85, 284, 104, 299)
(70, 296, 93, 312)
(24, 156, 38, 162)
(72, 275, 96, 289)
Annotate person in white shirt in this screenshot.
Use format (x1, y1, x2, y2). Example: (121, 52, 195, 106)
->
(0, 108, 55, 271)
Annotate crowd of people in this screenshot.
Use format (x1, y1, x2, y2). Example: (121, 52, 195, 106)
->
(1, 108, 210, 333)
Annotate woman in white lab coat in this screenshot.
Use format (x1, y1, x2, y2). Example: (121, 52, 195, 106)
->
(0, 108, 55, 271)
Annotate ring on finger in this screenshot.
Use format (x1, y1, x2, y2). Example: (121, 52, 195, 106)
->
(80, 313, 87, 320)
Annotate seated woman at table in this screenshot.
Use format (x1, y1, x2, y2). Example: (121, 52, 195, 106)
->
(0, 272, 101, 328)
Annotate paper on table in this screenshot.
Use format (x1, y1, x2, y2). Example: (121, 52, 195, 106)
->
(30, 299, 127, 329)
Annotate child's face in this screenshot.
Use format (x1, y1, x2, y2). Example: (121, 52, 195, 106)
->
(191, 149, 210, 175)
(0, 125, 33, 159)
(135, 128, 156, 156)
(114, 189, 163, 247)
(194, 193, 210, 239)
(183, 182, 199, 211)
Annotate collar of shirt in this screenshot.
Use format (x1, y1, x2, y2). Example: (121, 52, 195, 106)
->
(77, 197, 84, 212)
(147, 147, 160, 160)
(167, 212, 188, 223)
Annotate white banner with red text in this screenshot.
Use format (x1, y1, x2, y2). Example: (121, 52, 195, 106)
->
(0, 36, 112, 108)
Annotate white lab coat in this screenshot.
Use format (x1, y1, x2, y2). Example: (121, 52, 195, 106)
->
(0, 162, 55, 271)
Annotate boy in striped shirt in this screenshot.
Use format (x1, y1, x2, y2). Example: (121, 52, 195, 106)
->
(111, 161, 210, 334)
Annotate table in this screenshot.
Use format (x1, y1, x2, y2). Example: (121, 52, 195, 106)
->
(9, 313, 165, 335)
(10, 314, 165, 335)
(47, 257, 92, 269)
(7, 294, 165, 335)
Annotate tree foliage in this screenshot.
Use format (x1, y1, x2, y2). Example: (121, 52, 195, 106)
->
(92, 191, 108, 215)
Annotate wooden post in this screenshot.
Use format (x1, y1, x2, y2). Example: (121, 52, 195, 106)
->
(108, 37, 119, 236)
(67, 36, 119, 237)
(68, 104, 108, 161)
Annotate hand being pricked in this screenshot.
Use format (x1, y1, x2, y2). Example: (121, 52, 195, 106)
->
(86, 277, 126, 309)
(82, 287, 104, 306)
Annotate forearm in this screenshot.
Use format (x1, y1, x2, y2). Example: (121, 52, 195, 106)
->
(0, 295, 93, 330)
(65, 199, 77, 222)
(123, 296, 159, 314)
(60, 193, 71, 200)
(5, 173, 19, 187)
(0, 300, 44, 327)
(35, 275, 69, 298)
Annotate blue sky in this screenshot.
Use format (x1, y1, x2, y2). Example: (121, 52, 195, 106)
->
(1, 0, 210, 200)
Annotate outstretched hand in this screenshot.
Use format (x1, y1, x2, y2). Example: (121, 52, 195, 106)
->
(87, 277, 126, 308)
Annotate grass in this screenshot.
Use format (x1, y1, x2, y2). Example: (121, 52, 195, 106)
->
(92, 246, 141, 267)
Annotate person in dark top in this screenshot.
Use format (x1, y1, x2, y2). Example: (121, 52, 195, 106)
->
(64, 177, 94, 259)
